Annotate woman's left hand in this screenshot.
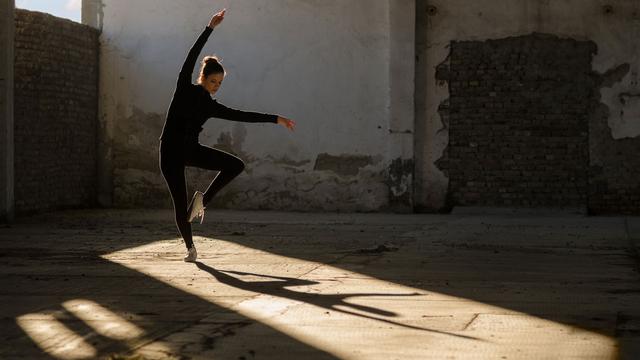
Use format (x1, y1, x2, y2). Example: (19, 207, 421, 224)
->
(277, 116, 296, 131)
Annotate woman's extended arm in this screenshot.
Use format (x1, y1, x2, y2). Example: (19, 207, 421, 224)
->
(176, 9, 226, 89)
(209, 100, 277, 123)
(209, 100, 296, 131)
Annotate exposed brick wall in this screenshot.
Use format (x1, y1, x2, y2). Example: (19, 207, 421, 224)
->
(437, 33, 595, 209)
(13, 9, 99, 215)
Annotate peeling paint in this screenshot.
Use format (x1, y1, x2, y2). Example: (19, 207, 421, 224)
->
(598, 63, 640, 139)
(113, 106, 164, 174)
(111, 106, 171, 207)
(432, 49, 452, 209)
(207, 158, 389, 212)
(266, 155, 311, 168)
(111, 112, 392, 211)
(214, 124, 251, 160)
(589, 59, 640, 214)
(434, 50, 451, 136)
(413, 29, 451, 212)
(600, 63, 630, 88)
(387, 158, 413, 211)
(313, 153, 376, 177)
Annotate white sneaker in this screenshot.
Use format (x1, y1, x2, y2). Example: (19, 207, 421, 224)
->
(187, 191, 206, 224)
(183, 247, 197, 262)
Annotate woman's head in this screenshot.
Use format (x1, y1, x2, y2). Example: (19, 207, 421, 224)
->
(198, 55, 225, 94)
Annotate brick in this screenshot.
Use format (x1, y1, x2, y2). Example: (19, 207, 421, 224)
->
(13, 9, 99, 215)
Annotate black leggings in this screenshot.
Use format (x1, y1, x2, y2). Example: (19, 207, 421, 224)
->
(159, 139, 245, 249)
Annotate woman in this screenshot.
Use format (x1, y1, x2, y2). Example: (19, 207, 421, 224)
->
(158, 9, 295, 262)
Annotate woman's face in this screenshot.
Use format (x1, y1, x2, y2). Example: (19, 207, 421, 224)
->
(202, 73, 224, 95)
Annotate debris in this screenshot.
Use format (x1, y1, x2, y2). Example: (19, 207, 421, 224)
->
(354, 244, 400, 254)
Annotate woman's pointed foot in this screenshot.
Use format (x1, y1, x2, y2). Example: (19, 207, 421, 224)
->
(188, 191, 205, 223)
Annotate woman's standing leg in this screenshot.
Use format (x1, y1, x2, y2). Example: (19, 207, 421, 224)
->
(159, 142, 194, 250)
(185, 144, 245, 207)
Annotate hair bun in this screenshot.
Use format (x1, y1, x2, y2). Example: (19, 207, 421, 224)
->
(203, 55, 221, 65)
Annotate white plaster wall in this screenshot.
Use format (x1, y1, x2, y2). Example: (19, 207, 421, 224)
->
(96, 0, 414, 211)
(103, 0, 390, 156)
(416, 0, 640, 210)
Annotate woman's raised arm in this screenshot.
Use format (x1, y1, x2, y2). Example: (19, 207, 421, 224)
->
(177, 9, 226, 89)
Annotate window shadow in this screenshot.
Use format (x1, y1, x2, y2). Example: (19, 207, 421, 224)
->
(0, 227, 341, 359)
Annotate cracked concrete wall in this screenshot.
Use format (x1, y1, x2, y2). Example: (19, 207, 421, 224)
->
(94, 0, 414, 212)
(416, 0, 640, 213)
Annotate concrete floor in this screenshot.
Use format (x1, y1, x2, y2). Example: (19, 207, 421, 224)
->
(1, 208, 639, 359)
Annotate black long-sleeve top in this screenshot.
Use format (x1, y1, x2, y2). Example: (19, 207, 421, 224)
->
(159, 26, 277, 143)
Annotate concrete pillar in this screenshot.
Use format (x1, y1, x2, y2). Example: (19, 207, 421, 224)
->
(413, 0, 437, 212)
(83, 0, 110, 207)
(81, 0, 103, 30)
(0, 0, 14, 223)
(388, 0, 415, 212)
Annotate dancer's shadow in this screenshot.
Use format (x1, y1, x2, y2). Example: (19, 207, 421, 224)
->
(194, 261, 480, 340)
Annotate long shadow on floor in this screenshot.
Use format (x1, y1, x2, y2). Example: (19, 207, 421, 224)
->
(2, 210, 639, 358)
(199, 216, 640, 358)
(194, 261, 480, 340)
(1, 254, 343, 359)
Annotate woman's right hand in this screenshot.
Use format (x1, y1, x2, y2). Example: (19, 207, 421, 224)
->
(277, 116, 296, 132)
(208, 9, 226, 29)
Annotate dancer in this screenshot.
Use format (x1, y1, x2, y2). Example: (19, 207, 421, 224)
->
(158, 8, 295, 262)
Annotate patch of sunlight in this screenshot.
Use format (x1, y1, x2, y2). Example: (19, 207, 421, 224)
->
(62, 299, 145, 340)
(16, 313, 97, 360)
(101, 238, 618, 359)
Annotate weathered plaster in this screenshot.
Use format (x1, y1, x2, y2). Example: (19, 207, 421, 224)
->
(211, 157, 389, 212)
(214, 123, 251, 161)
(588, 59, 640, 214)
(600, 64, 640, 139)
(95, 0, 414, 211)
(313, 153, 377, 177)
(387, 158, 413, 211)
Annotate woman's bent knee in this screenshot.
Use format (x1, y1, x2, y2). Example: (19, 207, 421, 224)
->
(232, 158, 245, 174)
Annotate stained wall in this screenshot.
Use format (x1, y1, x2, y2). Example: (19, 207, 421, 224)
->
(93, 0, 415, 212)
